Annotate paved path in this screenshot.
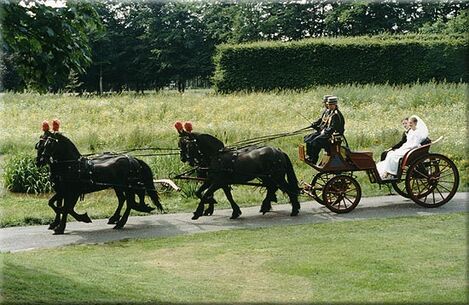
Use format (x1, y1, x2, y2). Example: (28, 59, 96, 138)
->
(1, 193, 467, 253)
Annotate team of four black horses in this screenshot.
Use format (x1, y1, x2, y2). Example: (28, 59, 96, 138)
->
(35, 119, 302, 234)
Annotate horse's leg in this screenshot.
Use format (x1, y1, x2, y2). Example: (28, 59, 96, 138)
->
(222, 186, 242, 219)
(196, 181, 216, 216)
(277, 178, 300, 216)
(260, 184, 277, 215)
(54, 194, 79, 235)
(137, 189, 145, 206)
(128, 189, 154, 213)
(48, 193, 62, 230)
(114, 192, 135, 229)
(69, 209, 92, 223)
(108, 188, 126, 224)
(192, 184, 220, 220)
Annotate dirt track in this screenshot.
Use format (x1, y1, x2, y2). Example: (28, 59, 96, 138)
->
(1, 193, 467, 253)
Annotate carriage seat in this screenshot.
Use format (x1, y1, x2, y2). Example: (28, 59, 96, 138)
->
(399, 136, 442, 169)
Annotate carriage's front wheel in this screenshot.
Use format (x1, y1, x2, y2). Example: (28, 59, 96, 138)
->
(322, 175, 361, 214)
(405, 154, 459, 208)
(309, 173, 333, 205)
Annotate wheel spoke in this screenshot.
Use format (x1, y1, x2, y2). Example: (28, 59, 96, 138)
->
(435, 186, 445, 201)
(437, 179, 455, 184)
(344, 196, 355, 205)
(422, 193, 428, 203)
(437, 163, 450, 173)
(436, 183, 452, 193)
(342, 198, 347, 209)
(416, 179, 431, 190)
(414, 178, 423, 195)
(437, 171, 454, 179)
(413, 168, 430, 179)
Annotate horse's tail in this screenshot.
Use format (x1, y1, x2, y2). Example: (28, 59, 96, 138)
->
(137, 159, 165, 213)
(283, 152, 300, 196)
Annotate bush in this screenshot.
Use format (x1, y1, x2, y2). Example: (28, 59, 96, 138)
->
(213, 35, 468, 93)
(3, 154, 52, 194)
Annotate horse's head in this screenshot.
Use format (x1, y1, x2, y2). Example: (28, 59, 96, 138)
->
(35, 132, 80, 166)
(35, 133, 59, 166)
(178, 133, 201, 167)
(175, 121, 224, 167)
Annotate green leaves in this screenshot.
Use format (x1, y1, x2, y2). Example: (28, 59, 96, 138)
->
(1, 2, 102, 92)
(3, 154, 52, 194)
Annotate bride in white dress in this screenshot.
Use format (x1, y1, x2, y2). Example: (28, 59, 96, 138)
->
(377, 115, 429, 179)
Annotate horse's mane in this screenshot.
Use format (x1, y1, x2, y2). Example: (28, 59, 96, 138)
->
(53, 133, 81, 158)
(193, 133, 225, 156)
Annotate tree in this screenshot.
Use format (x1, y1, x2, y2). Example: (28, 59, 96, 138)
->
(418, 9, 468, 34)
(146, 2, 215, 92)
(1, 1, 102, 92)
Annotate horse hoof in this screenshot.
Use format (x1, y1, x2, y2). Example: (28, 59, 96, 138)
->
(82, 213, 92, 223)
(203, 210, 213, 216)
(192, 213, 201, 220)
(230, 211, 242, 219)
(290, 210, 299, 217)
(53, 229, 64, 235)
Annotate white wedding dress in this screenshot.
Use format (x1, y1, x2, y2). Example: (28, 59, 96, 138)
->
(377, 115, 429, 177)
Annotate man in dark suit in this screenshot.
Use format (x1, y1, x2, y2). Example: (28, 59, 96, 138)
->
(304, 95, 332, 159)
(307, 96, 345, 164)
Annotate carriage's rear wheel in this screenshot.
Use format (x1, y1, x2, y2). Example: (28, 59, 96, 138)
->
(322, 175, 361, 214)
(405, 154, 459, 208)
(391, 168, 409, 198)
(310, 173, 333, 205)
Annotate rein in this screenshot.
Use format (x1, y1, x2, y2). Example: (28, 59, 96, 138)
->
(82, 147, 180, 157)
(224, 126, 311, 150)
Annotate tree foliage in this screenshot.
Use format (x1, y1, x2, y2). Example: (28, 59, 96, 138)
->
(1, 1, 102, 92)
(1, 0, 467, 93)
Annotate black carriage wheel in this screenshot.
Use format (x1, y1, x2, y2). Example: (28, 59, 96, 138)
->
(405, 153, 459, 208)
(310, 173, 333, 205)
(322, 175, 362, 214)
(391, 168, 409, 198)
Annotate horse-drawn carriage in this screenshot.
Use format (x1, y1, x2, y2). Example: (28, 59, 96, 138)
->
(35, 120, 460, 234)
(172, 123, 459, 217)
(299, 134, 459, 213)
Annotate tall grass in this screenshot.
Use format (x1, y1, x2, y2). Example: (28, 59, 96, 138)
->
(1, 82, 466, 208)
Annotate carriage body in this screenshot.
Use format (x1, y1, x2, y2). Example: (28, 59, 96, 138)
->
(300, 135, 459, 214)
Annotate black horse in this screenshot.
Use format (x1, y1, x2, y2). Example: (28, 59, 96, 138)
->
(35, 134, 93, 229)
(36, 133, 164, 234)
(178, 131, 300, 220)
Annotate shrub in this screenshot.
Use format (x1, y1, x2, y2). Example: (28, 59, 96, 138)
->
(213, 35, 468, 93)
(3, 154, 52, 194)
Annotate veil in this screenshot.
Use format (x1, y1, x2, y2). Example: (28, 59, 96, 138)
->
(411, 115, 429, 140)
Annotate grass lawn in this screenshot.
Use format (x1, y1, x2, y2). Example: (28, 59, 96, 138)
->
(1, 213, 467, 304)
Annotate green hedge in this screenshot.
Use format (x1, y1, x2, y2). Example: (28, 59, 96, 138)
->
(213, 35, 468, 92)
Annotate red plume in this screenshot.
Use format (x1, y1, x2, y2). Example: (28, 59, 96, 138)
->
(42, 120, 50, 132)
(184, 122, 193, 133)
(174, 121, 183, 131)
(52, 119, 60, 132)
